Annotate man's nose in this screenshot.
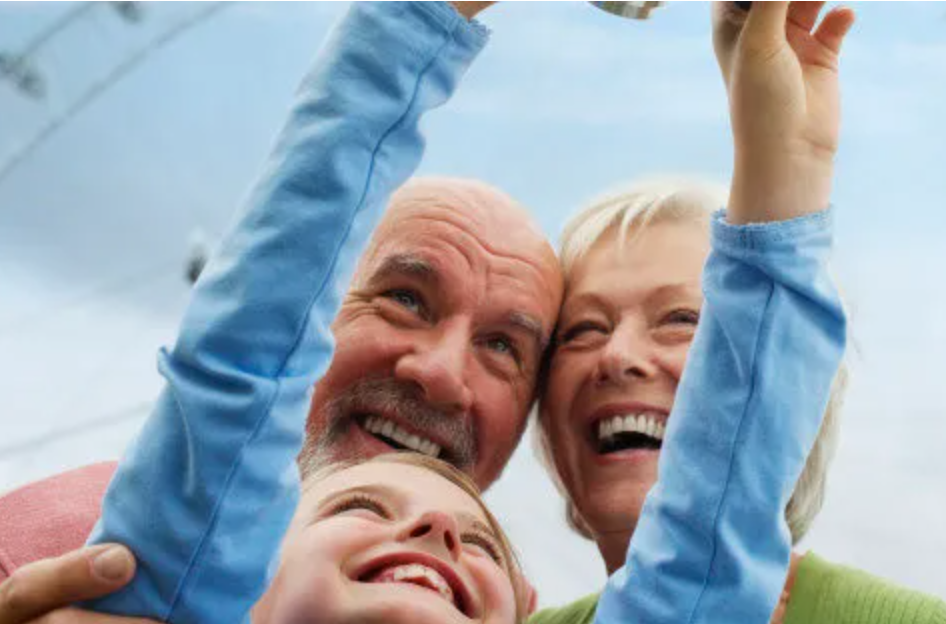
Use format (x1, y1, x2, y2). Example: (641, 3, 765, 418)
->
(595, 324, 656, 386)
(394, 326, 473, 413)
(399, 510, 463, 562)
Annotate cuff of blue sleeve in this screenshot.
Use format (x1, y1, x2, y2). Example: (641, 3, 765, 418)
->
(711, 207, 834, 251)
(415, 1, 491, 51)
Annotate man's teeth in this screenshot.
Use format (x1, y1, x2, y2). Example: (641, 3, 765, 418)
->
(364, 416, 441, 458)
(598, 414, 665, 442)
(372, 563, 455, 605)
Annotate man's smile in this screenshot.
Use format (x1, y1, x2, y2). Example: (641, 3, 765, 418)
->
(358, 414, 443, 459)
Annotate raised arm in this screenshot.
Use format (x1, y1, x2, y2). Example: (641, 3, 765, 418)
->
(595, 3, 854, 623)
(82, 4, 488, 623)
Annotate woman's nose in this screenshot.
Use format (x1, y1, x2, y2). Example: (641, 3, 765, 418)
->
(399, 510, 463, 562)
(595, 328, 655, 386)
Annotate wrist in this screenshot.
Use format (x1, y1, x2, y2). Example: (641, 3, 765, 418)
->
(449, 1, 494, 20)
(728, 154, 834, 224)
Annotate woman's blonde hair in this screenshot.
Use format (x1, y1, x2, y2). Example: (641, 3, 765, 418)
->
(537, 177, 848, 545)
(303, 452, 529, 622)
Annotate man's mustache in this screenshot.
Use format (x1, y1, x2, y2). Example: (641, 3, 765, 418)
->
(325, 377, 477, 469)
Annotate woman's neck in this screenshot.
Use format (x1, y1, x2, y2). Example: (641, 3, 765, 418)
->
(597, 528, 636, 576)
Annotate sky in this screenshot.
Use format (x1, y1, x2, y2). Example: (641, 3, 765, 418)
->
(1, 1, 945, 604)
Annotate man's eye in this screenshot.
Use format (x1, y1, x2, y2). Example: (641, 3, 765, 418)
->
(461, 531, 504, 566)
(662, 309, 700, 326)
(383, 289, 425, 316)
(485, 335, 516, 358)
(326, 494, 390, 520)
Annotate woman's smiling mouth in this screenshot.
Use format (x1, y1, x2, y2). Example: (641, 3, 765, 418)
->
(595, 412, 666, 455)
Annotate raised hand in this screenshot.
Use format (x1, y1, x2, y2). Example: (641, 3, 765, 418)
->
(713, 1, 856, 224)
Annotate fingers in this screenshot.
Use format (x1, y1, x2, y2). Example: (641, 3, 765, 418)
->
(787, 1, 827, 33)
(813, 6, 856, 55)
(0, 545, 135, 624)
(711, 2, 750, 82)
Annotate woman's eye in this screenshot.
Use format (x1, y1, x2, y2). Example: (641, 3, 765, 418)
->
(327, 495, 390, 520)
(462, 532, 504, 566)
(662, 309, 700, 326)
(560, 321, 607, 344)
(383, 289, 425, 317)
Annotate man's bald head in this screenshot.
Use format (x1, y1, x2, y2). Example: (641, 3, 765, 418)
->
(357, 177, 557, 291)
(304, 176, 563, 489)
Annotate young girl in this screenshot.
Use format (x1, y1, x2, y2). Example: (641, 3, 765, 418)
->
(251, 452, 525, 624)
(83, 3, 849, 624)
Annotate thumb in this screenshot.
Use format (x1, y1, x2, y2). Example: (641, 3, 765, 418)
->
(0, 544, 136, 624)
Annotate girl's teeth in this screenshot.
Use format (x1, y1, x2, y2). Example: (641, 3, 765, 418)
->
(374, 564, 455, 604)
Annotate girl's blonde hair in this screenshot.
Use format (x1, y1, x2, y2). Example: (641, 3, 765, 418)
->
(537, 177, 848, 545)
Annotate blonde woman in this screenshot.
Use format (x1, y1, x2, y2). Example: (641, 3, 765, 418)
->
(531, 3, 946, 623)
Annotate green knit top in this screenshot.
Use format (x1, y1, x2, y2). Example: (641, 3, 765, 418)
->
(527, 553, 946, 624)
(783, 553, 946, 624)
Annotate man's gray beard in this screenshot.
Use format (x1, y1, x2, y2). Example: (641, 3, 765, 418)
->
(300, 376, 478, 476)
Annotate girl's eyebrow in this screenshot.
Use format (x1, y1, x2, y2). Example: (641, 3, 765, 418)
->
(306, 484, 400, 525)
(309, 484, 499, 544)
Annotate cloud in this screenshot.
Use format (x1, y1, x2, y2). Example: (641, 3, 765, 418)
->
(453, 7, 726, 128)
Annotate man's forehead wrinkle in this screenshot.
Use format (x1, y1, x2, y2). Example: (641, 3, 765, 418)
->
(378, 182, 561, 339)
(385, 175, 552, 267)
(398, 211, 556, 287)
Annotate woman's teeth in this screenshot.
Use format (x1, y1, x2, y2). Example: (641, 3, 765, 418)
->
(363, 416, 442, 458)
(598, 413, 665, 441)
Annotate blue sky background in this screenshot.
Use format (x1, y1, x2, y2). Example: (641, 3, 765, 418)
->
(1, 1, 945, 603)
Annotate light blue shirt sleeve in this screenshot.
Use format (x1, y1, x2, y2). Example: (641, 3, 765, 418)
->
(85, 4, 488, 623)
(595, 209, 847, 624)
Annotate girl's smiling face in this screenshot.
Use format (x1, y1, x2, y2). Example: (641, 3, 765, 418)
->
(252, 458, 519, 624)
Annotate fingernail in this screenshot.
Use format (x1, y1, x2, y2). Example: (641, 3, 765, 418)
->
(92, 546, 133, 581)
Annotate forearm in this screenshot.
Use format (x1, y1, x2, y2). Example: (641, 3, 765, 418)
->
(595, 209, 846, 624)
(86, 4, 487, 623)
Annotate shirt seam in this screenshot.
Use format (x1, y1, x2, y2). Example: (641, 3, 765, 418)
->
(684, 276, 777, 623)
(163, 25, 459, 621)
